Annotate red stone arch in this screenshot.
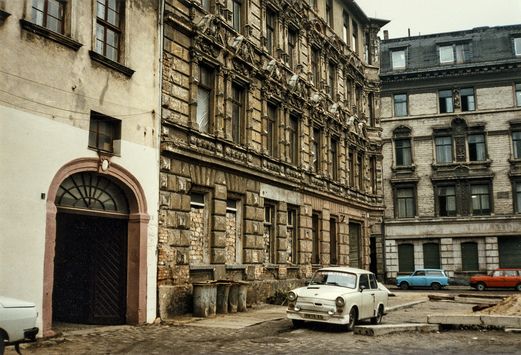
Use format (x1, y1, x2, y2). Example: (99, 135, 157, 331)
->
(42, 157, 149, 336)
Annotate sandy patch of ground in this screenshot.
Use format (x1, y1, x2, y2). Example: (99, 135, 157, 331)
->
(477, 295, 521, 316)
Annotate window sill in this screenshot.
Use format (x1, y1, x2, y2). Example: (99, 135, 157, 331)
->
(0, 9, 11, 21)
(20, 19, 82, 51)
(89, 50, 135, 77)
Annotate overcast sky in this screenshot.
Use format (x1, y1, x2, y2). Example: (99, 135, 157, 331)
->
(355, 0, 521, 39)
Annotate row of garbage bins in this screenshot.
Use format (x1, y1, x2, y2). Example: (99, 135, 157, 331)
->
(193, 280, 249, 317)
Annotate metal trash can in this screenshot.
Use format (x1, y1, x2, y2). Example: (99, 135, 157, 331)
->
(237, 280, 248, 312)
(216, 281, 232, 314)
(228, 283, 239, 313)
(193, 282, 217, 317)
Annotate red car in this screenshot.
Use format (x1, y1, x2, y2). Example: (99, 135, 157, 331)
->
(470, 269, 521, 291)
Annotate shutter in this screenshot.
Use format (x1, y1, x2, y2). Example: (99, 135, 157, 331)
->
(498, 236, 521, 268)
(461, 242, 479, 271)
(423, 243, 440, 269)
(398, 244, 414, 272)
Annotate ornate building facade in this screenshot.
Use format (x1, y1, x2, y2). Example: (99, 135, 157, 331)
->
(158, 0, 388, 316)
(380, 25, 521, 282)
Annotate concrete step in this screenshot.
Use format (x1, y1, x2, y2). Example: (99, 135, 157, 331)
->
(354, 323, 439, 336)
(428, 314, 521, 328)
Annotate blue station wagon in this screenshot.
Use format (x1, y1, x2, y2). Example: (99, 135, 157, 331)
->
(396, 269, 449, 290)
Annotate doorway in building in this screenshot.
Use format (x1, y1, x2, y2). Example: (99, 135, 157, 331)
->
(53, 213, 128, 325)
(52, 172, 130, 325)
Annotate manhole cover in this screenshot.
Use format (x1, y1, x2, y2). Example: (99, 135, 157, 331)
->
(251, 337, 290, 344)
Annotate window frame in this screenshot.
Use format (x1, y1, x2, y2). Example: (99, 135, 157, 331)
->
(266, 9, 275, 56)
(88, 111, 121, 154)
(95, 0, 124, 63)
(31, 0, 65, 34)
(287, 207, 299, 264)
(197, 64, 213, 133)
(439, 43, 469, 64)
(330, 136, 338, 180)
(267, 103, 277, 157)
(461, 87, 475, 112)
(289, 115, 299, 165)
(232, 0, 242, 33)
(395, 138, 412, 166)
(391, 49, 406, 70)
(351, 20, 358, 54)
(326, 0, 333, 27)
(514, 37, 521, 56)
(515, 83, 521, 107)
(312, 127, 321, 173)
(513, 131, 521, 159)
(435, 136, 453, 163)
(437, 185, 457, 217)
(231, 83, 244, 144)
(395, 187, 416, 218)
(393, 93, 407, 117)
(342, 11, 349, 44)
(288, 29, 297, 71)
(468, 133, 487, 162)
(264, 203, 276, 264)
(328, 61, 336, 98)
(471, 184, 491, 216)
(439, 89, 454, 113)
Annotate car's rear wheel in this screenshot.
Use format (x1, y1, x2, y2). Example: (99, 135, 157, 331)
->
(400, 282, 410, 290)
(292, 319, 305, 329)
(345, 307, 358, 331)
(476, 282, 486, 291)
(371, 305, 384, 325)
(431, 282, 441, 290)
(515, 283, 521, 292)
(0, 331, 6, 355)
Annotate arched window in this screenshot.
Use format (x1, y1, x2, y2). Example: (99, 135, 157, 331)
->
(55, 173, 129, 213)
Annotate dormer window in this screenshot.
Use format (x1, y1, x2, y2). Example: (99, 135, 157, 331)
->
(439, 43, 469, 64)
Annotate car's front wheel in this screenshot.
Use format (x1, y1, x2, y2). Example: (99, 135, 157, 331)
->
(0, 331, 5, 355)
(400, 282, 410, 290)
(371, 305, 384, 325)
(476, 282, 486, 291)
(431, 282, 441, 290)
(292, 319, 305, 329)
(345, 307, 358, 331)
(515, 283, 521, 292)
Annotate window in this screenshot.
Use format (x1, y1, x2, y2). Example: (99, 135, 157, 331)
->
(348, 223, 361, 268)
(312, 214, 320, 264)
(330, 137, 338, 180)
(516, 83, 521, 107)
(264, 204, 275, 263)
(311, 48, 319, 87)
(423, 243, 440, 269)
(394, 94, 407, 117)
(88, 112, 121, 154)
(342, 11, 349, 44)
(439, 89, 454, 113)
(351, 21, 358, 54)
(201, 0, 211, 11)
(95, 0, 123, 62)
(438, 186, 456, 216)
(328, 62, 336, 98)
(369, 156, 377, 194)
(435, 136, 453, 163)
(289, 115, 299, 165)
(357, 155, 363, 188)
(345, 76, 352, 107)
(515, 182, 521, 213)
(398, 244, 414, 272)
(513, 131, 521, 159)
(396, 188, 415, 218)
(461, 242, 479, 271)
(312, 128, 320, 173)
(31, 0, 65, 34)
(330, 217, 337, 265)
(461, 88, 475, 111)
(232, 0, 242, 33)
(468, 134, 486, 161)
(267, 104, 277, 157)
(266, 9, 275, 55)
(287, 208, 298, 264)
(326, 0, 333, 27)
(225, 198, 242, 264)
(391, 49, 406, 69)
(288, 29, 297, 71)
(232, 84, 244, 144)
(439, 43, 469, 64)
(309, 0, 316, 10)
(471, 185, 490, 215)
(197, 65, 213, 133)
(348, 149, 354, 186)
(514, 37, 521, 56)
(395, 139, 412, 166)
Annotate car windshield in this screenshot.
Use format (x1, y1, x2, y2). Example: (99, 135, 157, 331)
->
(311, 271, 357, 288)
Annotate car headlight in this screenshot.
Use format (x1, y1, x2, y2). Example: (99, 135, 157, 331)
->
(335, 296, 345, 307)
(288, 291, 297, 301)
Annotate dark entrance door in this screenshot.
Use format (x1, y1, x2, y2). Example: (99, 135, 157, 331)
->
(53, 212, 128, 325)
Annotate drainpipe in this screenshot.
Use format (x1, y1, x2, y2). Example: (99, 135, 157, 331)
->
(381, 218, 387, 284)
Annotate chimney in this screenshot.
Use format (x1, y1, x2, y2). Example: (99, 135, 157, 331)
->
(383, 30, 389, 40)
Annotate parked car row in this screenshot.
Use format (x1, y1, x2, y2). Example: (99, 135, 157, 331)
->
(395, 268, 521, 291)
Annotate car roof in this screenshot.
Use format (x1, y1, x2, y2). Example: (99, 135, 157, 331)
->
(415, 269, 445, 271)
(316, 266, 373, 275)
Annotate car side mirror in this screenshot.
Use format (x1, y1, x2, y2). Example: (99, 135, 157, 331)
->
(360, 285, 366, 292)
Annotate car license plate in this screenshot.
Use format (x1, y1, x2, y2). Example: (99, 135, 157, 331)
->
(304, 314, 324, 320)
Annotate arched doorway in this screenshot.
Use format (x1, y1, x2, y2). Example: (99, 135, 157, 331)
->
(53, 173, 129, 325)
(42, 158, 149, 336)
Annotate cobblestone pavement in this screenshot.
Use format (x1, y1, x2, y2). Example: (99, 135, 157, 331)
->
(7, 290, 521, 355)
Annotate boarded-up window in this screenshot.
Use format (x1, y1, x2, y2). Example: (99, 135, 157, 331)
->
(461, 242, 479, 271)
(498, 236, 521, 268)
(312, 214, 320, 264)
(398, 244, 414, 272)
(349, 223, 361, 268)
(423, 243, 440, 269)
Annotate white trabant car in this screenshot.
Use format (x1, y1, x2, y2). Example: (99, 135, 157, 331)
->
(0, 296, 39, 355)
(286, 267, 388, 331)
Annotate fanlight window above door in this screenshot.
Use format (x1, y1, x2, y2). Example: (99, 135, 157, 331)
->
(55, 173, 129, 213)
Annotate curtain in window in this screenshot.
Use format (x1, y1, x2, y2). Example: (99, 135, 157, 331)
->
(197, 88, 210, 132)
(435, 136, 452, 163)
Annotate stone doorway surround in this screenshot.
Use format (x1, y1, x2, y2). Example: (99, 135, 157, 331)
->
(42, 157, 149, 336)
